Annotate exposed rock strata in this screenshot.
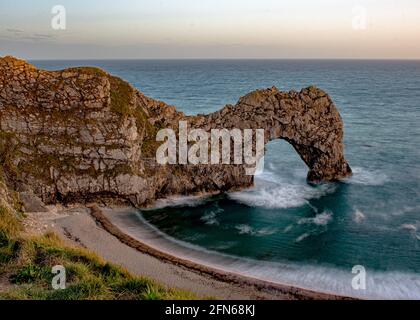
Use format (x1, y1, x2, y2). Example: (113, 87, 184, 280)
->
(0, 56, 351, 207)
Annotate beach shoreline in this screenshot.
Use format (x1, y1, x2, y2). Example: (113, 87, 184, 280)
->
(58, 204, 352, 300)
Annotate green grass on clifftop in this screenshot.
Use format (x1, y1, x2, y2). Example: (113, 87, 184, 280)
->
(109, 75, 133, 116)
(0, 232, 196, 300)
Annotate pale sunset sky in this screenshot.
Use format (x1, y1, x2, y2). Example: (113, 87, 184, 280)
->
(0, 0, 419, 59)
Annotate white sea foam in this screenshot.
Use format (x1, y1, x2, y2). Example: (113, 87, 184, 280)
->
(234, 224, 278, 237)
(344, 167, 389, 186)
(400, 224, 417, 232)
(257, 227, 278, 236)
(292, 168, 309, 179)
(296, 233, 311, 242)
(283, 225, 294, 233)
(298, 210, 333, 226)
(391, 205, 420, 216)
(353, 209, 366, 223)
(229, 174, 336, 209)
(147, 195, 211, 210)
(201, 211, 219, 226)
(235, 224, 255, 235)
(201, 207, 223, 226)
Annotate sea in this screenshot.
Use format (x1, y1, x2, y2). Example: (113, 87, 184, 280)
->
(32, 59, 420, 299)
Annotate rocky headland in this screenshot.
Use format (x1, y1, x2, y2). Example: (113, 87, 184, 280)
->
(0, 56, 352, 208)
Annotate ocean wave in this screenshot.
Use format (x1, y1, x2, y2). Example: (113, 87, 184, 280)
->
(235, 224, 254, 235)
(229, 179, 336, 209)
(353, 209, 366, 223)
(147, 195, 211, 210)
(201, 212, 219, 225)
(283, 225, 294, 233)
(399, 223, 420, 241)
(298, 210, 333, 226)
(296, 233, 311, 243)
(200, 207, 223, 226)
(344, 167, 389, 186)
(400, 224, 417, 232)
(257, 227, 278, 236)
(209, 241, 238, 250)
(391, 205, 420, 216)
(255, 170, 284, 184)
(235, 224, 278, 236)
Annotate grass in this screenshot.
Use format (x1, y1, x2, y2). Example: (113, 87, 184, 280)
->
(65, 66, 108, 78)
(109, 75, 133, 116)
(1, 233, 196, 300)
(0, 173, 197, 300)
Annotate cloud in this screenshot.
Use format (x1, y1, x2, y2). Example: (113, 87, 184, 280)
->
(33, 34, 55, 39)
(19, 35, 56, 41)
(6, 28, 24, 33)
(2, 29, 56, 42)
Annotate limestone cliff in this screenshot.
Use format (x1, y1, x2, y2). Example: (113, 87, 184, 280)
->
(0, 56, 351, 207)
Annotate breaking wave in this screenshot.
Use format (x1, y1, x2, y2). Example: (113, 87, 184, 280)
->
(146, 195, 212, 210)
(229, 171, 336, 209)
(353, 209, 366, 223)
(235, 224, 278, 236)
(344, 167, 389, 186)
(298, 210, 333, 226)
(200, 206, 224, 226)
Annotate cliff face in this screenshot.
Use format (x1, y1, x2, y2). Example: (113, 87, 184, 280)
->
(0, 56, 351, 207)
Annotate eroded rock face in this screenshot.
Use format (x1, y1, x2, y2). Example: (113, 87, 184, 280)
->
(0, 56, 351, 207)
(198, 87, 352, 182)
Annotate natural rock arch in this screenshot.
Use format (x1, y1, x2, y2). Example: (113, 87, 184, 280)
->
(0, 56, 351, 206)
(191, 86, 352, 183)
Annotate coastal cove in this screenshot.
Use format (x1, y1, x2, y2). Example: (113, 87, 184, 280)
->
(94, 205, 420, 300)
(1, 58, 419, 300)
(59, 59, 420, 300)
(2, 0, 420, 305)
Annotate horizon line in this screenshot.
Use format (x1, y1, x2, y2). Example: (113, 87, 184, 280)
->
(23, 57, 420, 62)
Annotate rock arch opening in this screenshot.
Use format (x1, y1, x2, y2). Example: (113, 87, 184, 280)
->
(195, 86, 352, 183)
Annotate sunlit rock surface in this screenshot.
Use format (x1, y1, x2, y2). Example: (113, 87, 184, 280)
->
(0, 56, 351, 207)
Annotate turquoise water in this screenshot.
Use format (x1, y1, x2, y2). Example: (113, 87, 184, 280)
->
(33, 60, 420, 298)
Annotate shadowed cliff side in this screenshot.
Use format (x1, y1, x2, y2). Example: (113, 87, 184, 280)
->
(0, 56, 351, 207)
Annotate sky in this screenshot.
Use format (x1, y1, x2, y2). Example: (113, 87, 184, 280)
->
(0, 0, 419, 59)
